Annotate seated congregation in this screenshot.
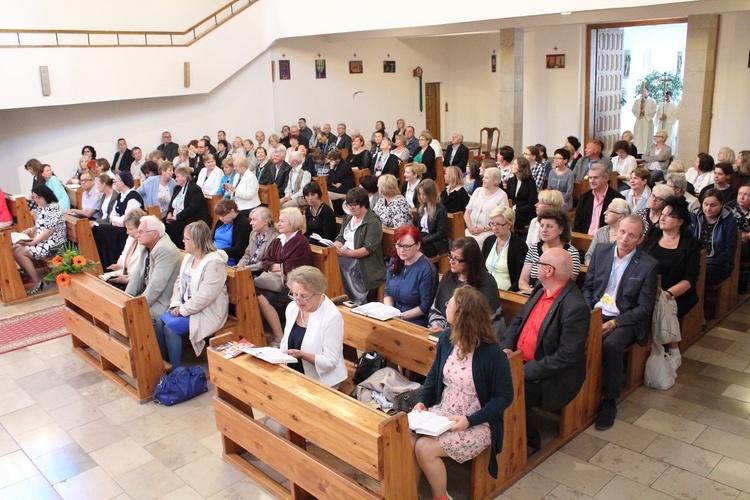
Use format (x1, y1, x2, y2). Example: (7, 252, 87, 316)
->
(10, 122, 749, 499)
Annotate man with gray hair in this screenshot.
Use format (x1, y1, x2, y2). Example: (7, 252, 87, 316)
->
(334, 123, 352, 155)
(573, 163, 624, 234)
(126, 215, 182, 321)
(444, 132, 469, 169)
(281, 151, 312, 208)
(665, 172, 699, 213)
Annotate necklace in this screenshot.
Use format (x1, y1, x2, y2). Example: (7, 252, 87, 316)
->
(298, 295, 324, 327)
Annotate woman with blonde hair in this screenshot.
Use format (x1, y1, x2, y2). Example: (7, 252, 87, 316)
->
(411, 286, 513, 500)
(373, 174, 413, 228)
(257, 207, 314, 347)
(464, 167, 508, 246)
(414, 179, 449, 257)
(441, 165, 470, 213)
(237, 206, 278, 274)
(155, 220, 228, 367)
(393, 134, 411, 163)
(401, 162, 426, 208)
(414, 131, 437, 180)
(526, 189, 565, 247)
(717, 147, 736, 166)
(481, 205, 528, 291)
(731, 150, 750, 190)
(104, 208, 147, 289)
(642, 129, 672, 183)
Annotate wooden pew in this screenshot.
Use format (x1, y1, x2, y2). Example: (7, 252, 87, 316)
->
(310, 244, 347, 302)
(706, 237, 742, 321)
(60, 273, 165, 403)
(610, 171, 618, 190)
(258, 184, 281, 221)
(352, 167, 369, 186)
(5, 195, 34, 232)
(312, 176, 332, 207)
(145, 205, 161, 218)
(205, 194, 222, 224)
(679, 249, 707, 349)
(435, 156, 446, 192)
(572, 179, 589, 208)
(209, 345, 417, 499)
(65, 215, 104, 275)
(214, 266, 266, 347)
(0, 230, 30, 304)
(338, 306, 528, 498)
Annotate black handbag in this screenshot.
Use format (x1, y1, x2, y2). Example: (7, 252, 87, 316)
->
(153, 366, 208, 406)
(352, 352, 387, 384)
(391, 386, 423, 414)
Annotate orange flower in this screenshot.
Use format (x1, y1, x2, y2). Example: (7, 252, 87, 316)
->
(52, 256, 64, 267)
(72, 255, 87, 267)
(56, 273, 71, 288)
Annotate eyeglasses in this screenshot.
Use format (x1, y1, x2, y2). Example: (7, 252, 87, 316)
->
(537, 261, 557, 271)
(651, 194, 665, 202)
(488, 221, 507, 228)
(137, 229, 156, 235)
(395, 243, 417, 250)
(448, 254, 466, 263)
(80, 178, 93, 182)
(288, 291, 315, 303)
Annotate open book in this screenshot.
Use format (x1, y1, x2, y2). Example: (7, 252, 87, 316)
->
(351, 302, 402, 321)
(242, 346, 297, 364)
(408, 411, 455, 436)
(11, 232, 32, 244)
(308, 233, 334, 247)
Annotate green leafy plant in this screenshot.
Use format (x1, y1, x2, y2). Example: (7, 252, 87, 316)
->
(44, 243, 98, 288)
(633, 70, 683, 101)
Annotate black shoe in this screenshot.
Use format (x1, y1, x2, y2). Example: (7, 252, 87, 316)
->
(595, 401, 617, 430)
(527, 443, 542, 459)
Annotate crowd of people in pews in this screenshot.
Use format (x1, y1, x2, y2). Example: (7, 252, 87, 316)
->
(9, 121, 750, 500)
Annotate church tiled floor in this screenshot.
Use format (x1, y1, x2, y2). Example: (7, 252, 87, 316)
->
(1, 294, 750, 499)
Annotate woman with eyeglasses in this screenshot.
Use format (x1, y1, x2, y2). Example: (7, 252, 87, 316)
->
(546, 148, 574, 210)
(256, 207, 314, 347)
(335, 187, 386, 305)
(635, 183, 674, 237)
(280, 266, 347, 387)
(641, 196, 701, 369)
(103, 208, 147, 290)
(384, 225, 437, 326)
(428, 237, 502, 334)
(584, 199, 631, 265)
(642, 129, 672, 183)
(154, 221, 228, 368)
(13, 185, 67, 295)
(519, 207, 580, 292)
(481, 206, 528, 291)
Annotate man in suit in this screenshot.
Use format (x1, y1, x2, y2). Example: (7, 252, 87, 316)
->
(259, 148, 291, 192)
(502, 248, 590, 456)
(111, 138, 133, 174)
(156, 131, 179, 163)
(126, 216, 182, 322)
(316, 131, 335, 156)
(322, 123, 337, 145)
(573, 163, 624, 235)
(583, 215, 658, 430)
(334, 123, 352, 156)
(193, 139, 207, 178)
(444, 132, 470, 169)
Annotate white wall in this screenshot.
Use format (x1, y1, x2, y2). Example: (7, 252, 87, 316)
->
(522, 24, 586, 151)
(709, 11, 750, 156)
(270, 36, 450, 143)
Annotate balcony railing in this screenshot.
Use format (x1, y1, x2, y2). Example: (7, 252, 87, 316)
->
(0, 0, 256, 48)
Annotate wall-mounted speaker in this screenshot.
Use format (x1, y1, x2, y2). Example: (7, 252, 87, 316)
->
(184, 62, 190, 88)
(40, 66, 51, 96)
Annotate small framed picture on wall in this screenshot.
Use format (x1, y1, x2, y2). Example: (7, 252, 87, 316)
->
(279, 60, 291, 80)
(546, 54, 565, 69)
(383, 60, 396, 73)
(349, 60, 363, 74)
(315, 59, 326, 79)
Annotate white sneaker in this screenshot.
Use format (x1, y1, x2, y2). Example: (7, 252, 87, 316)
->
(667, 349, 682, 370)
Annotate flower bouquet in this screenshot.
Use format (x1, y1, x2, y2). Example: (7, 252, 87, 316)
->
(44, 243, 99, 288)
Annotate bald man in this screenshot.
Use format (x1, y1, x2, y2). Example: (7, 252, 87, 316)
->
(502, 248, 590, 457)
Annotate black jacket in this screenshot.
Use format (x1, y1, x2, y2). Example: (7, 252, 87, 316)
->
(481, 233, 528, 292)
(212, 211, 251, 263)
(573, 187, 624, 233)
(506, 177, 538, 229)
(444, 143, 469, 169)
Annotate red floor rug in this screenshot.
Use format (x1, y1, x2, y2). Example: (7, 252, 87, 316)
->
(0, 305, 68, 355)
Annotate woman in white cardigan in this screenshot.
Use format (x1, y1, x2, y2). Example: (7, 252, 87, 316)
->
(281, 266, 347, 388)
(103, 208, 147, 290)
(222, 155, 260, 216)
(155, 221, 229, 368)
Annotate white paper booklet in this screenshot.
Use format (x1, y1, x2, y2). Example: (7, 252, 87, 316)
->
(243, 346, 297, 364)
(11, 232, 32, 244)
(351, 302, 402, 321)
(408, 411, 455, 436)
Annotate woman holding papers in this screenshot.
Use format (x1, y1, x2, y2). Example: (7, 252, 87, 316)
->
(154, 221, 228, 368)
(411, 286, 513, 499)
(281, 266, 347, 388)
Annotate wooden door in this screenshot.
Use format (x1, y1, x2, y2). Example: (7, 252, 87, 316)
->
(592, 28, 624, 152)
(425, 82, 441, 141)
